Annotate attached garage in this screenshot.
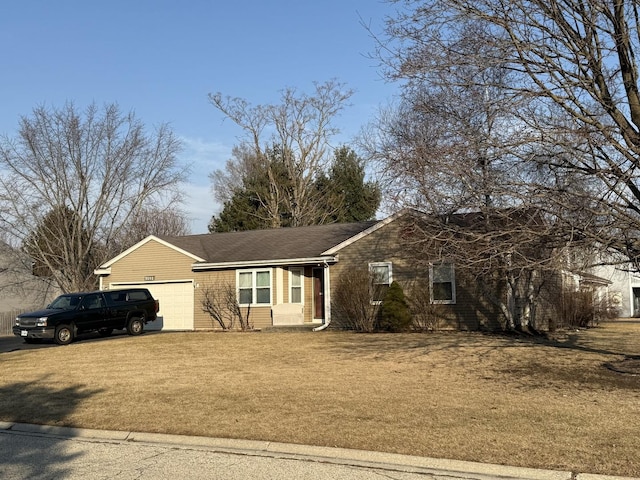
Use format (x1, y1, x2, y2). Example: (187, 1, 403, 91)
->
(110, 281, 194, 331)
(95, 236, 204, 332)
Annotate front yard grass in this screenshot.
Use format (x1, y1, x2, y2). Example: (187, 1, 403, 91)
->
(1, 320, 639, 476)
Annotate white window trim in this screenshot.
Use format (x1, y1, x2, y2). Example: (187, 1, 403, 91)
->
(289, 267, 304, 304)
(369, 262, 393, 305)
(429, 263, 456, 304)
(237, 268, 272, 306)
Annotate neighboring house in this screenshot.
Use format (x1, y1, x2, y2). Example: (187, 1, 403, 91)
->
(589, 263, 640, 317)
(567, 271, 613, 303)
(0, 246, 59, 313)
(560, 270, 614, 323)
(95, 210, 518, 331)
(0, 245, 60, 335)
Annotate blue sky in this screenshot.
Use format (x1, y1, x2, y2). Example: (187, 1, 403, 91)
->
(0, 1, 398, 233)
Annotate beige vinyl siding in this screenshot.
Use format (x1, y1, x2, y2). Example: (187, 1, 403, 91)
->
(194, 270, 234, 330)
(283, 268, 289, 304)
(103, 240, 195, 285)
(101, 239, 200, 331)
(329, 219, 503, 331)
(246, 307, 273, 330)
(329, 219, 414, 290)
(304, 267, 315, 323)
(194, 269, 276, 330)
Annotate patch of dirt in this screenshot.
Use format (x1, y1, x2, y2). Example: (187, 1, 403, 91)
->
(604, 356, 640, 375)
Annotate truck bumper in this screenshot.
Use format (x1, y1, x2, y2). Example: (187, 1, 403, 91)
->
(13, 326, 55, 340)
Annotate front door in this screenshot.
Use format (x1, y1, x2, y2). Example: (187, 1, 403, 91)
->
(312, 267, 325, 321)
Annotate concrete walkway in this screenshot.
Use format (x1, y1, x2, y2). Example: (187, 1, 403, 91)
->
(1, 422, 636, 480)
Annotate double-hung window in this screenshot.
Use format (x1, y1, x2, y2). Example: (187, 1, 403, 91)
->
(430, 263, 456, 304)
(237, 269, 272, 305)
(369, 262, 392, 304)
(289, 268, 303, 303)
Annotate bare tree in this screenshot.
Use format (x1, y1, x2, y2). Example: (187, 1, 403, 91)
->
(374, 0, 640, 269)
(201, 285, 233, 330)
(114, 205, 190, 251)
(403, 209, 568, 331)
(0, 102, 187, 292)
(201, 283, 252, 331)
(365, 96, 575, 330)
(361, 21, 569, 329)
(210, 143, 259, 206)
(209, 80, 354, 227)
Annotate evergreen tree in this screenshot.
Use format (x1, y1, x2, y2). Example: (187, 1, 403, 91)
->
(321, 146, 381, 223)
(380, 281, 412, 332)
(209, 145, 294, 232)
(209, 146, 380, 232)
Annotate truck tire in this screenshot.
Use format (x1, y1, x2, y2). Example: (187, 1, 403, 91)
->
(126, 316, 144, 336)
(54, 324, 74, 345)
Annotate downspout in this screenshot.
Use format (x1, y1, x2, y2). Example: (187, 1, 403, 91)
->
(313, 261, 331, 331)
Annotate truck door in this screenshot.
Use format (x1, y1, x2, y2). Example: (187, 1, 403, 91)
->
(104, 291, 128, 328)
(77, 293, 107, 331)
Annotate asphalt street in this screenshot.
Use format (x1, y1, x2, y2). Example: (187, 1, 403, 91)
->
(1, 423, 629, 480)
(1, 429, 433, 480)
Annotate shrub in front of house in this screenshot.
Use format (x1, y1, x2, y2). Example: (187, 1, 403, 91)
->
(408, 281, 443, 331)
(379, 281, 412, 332)
(551, 287, 621, 329)
(201, 282, 253, 331)
(332, 268, 383, 332)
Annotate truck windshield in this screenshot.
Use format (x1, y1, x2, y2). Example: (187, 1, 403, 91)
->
(48, 295, 81, 310)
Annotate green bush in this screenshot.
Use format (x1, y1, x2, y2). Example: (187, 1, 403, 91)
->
(380, 281, 412, 332)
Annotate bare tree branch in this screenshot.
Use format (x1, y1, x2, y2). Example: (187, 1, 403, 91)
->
(373, 0, 640, 267)
(209, 80, 354, 228)
(0, 102, 188, 292)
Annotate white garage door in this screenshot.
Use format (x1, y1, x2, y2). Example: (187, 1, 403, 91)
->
(110, 281, 194, 331)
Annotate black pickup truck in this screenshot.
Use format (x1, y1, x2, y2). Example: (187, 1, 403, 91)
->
(13, 288, 159, 345)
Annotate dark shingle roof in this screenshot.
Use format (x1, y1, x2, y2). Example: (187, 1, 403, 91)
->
(159, 221, 379, 264)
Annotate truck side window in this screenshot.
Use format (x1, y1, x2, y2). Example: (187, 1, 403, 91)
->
(127, 291, 149, 301)
(107, 292, 127, 303)
(81, 294, 104, 310)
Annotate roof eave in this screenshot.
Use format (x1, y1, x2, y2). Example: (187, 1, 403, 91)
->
(192, 256, 338, 271)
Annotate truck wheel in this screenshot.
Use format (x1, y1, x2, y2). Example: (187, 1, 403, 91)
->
(98, 328, 113, 337)
(126, 317, 144, 336)
(54, 324, 74, 345)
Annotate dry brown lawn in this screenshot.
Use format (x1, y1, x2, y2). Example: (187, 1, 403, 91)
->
(1, 321, 639, 476)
